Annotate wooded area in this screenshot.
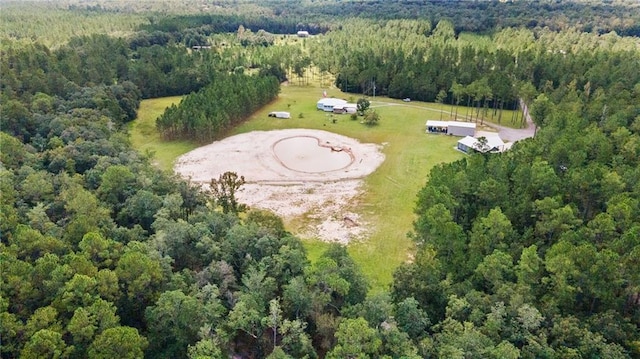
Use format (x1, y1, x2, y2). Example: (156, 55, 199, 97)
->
(156, 74, 279, 142)
(1, 0, 639, 358)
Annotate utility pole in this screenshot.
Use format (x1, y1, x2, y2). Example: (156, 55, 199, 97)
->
(373, 79, 376, 98)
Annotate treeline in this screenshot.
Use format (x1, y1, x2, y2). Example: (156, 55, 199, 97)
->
(0, 34, 213, 102)
(140, 13, 331, 37)
(156, 74, 280, 142)
(1, 28, 285, 104)
(287, 0, 640, 36)
(310, 19, 520, 105)
(1, 18, 289, 146)
(3, 0, 639, 49)
(399, 29, 640, 359)
(0, 1, 145, 48)
(307, 19, 639, 119)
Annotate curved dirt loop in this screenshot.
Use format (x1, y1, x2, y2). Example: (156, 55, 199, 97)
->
(174, 129, 386, 243)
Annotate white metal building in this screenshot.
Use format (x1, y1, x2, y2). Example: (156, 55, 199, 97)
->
(425, 120, 450, 134)
(333, 103, 358, 114)
(448, 122, 476, 137)
(268, 111, 291, 119)
(425, 120, 476, 137)
(343, 104, 357, 114)
(317, 98, 348, 112)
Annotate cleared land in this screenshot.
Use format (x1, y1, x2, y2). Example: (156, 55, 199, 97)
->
(175, 128, 386, 244)
(229, 84, 469, 289)
(129, 96, 196, 171)
(134, 84, 470, 290)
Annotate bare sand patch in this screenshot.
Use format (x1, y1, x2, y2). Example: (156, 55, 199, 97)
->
(174, 129, 386, 243)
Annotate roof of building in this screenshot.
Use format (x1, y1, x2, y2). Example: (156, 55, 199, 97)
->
(458, 136, 479, 148)
(458, 134, 505, 153)
(425, 120, 476, 129)
(317, 98, 348, 106)
(485, 135, 505, 150)
(425, 120, 450, 127)
(448, 121, 477, 129)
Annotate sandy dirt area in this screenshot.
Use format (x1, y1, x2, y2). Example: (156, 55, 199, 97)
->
(174, 129, 386, 243)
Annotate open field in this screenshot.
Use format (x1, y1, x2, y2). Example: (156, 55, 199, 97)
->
(134, 85, 470, 290)
(129, 96, 198, 172)
(232, 85, 466, 289)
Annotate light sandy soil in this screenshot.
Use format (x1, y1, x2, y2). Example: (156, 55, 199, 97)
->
(174, 129, 386, 243)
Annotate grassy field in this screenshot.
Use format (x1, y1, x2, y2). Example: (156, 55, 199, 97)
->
(230, 84, 465, 290)
(133, 84, 471, 291)
(129, 96, 199, 172)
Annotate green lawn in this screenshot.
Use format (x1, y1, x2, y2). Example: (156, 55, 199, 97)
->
(133, 85, 468, 291)
(129, 96, 198, 172)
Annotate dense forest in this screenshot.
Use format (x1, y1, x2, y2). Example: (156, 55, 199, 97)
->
(1, 0, 640, 358)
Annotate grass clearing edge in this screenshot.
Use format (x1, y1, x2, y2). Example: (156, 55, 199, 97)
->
(132, 85, 466, 292)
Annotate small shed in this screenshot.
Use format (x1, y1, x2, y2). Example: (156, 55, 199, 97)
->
(297, 31, 309, 37)
(268, 111, 291, 119)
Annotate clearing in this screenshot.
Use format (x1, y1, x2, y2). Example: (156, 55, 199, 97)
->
(135, 84, 536, 291)
(174, 128, 385, 243)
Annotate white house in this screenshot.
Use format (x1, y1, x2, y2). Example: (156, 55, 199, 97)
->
(457, 134, 505, 153)
(457, 136, 480, 153)
(317, 98, 348, 112)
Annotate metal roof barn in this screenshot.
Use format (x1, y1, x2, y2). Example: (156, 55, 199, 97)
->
(425, 120, 476, 137)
